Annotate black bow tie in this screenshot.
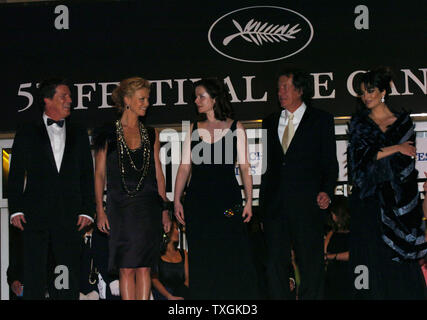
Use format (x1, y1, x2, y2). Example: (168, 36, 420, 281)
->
(47, 118, 65, 127)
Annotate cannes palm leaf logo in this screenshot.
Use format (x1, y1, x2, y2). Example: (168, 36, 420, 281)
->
(223, 19, 301, 46)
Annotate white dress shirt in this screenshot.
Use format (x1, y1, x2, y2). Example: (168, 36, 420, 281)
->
(43, 112, 66, 172)
(278, 102, 307, 144)
(10, 114, 93, 223)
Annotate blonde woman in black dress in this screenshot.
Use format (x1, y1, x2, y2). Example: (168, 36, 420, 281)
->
(94, 77, 171, 300)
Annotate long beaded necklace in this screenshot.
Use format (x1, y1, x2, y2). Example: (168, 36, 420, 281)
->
(116, 119, 151, 197)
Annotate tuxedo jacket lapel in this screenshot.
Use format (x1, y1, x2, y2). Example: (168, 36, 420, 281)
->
(271, 111, 284, 154)
(38, 118, 58, 173)
(59, 119, 74, 174)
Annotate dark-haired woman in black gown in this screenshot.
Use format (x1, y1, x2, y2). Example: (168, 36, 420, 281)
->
(173, 78, 258, 300)
(152, 217, 189, 300)
(347, 67, 427, 299)
(94, 77, 171, 300)
(324, 195, 352, 300)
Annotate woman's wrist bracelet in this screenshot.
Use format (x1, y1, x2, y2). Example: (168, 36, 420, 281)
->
(162, 201, 171, 211)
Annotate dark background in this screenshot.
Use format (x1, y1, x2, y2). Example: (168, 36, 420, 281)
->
(0, 0, 426, 132)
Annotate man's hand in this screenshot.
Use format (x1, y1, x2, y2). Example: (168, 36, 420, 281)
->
(11, 280, 23, 296)
(11, 215, 26, 231)
(77, 216, 93, 231)
(317, 192, 331, 210)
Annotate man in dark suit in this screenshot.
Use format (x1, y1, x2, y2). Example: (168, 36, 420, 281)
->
(7, 225, 24, 300)
(7, 224, 57, 300)
(8, 78, 95, 299)
(260, 68, 338, 300)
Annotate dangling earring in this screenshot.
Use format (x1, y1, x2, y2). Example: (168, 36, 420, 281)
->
(162, 232, 170, 247)
(381, 96, 385, 103)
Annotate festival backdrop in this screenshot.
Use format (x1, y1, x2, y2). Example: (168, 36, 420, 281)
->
(0, 0, 426, 132)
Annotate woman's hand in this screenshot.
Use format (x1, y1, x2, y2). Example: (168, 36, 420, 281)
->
(96, 209, 110, 234)
(162, 210, 172, 233)
(11, 280, 23, 296)
(174, 201, 185, 226)
(398, 141, 416, 157)
(242, 203, 252, 223)
(168, 295, 184, 300)
(324, 252, 337, 261)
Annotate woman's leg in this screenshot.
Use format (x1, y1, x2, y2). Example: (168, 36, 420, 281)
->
(135, 267, 151, 300)
(119, 268, 136, 300)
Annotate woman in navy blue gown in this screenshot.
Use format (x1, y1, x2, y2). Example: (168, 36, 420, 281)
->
(347, 67, 426, 299)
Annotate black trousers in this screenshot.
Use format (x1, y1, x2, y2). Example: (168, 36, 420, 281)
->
(263, 206, 325, 300)
(23, 225, 82, 300)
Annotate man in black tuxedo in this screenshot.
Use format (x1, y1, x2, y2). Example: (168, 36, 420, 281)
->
(7, 224, 57, 300)
(7, 225, 24, 300)
(8, 78, 95, 299)
(260, 68, 338, 300)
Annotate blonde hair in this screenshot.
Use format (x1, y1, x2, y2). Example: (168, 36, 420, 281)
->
(111, 77, 151, 114)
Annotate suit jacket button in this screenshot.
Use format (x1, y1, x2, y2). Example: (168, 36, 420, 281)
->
(282, 162, 286, 166)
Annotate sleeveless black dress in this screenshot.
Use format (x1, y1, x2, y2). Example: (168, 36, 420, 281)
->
(93, 123, 162, 273)
(152, 249, 189, 300)
(324, 232, 352, 300)
(184, 120, 258, 300)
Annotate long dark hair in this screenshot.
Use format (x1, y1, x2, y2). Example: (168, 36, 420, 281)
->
(328, 195, 350, 232)
(354, 66, 397, 114)
(193, 78, 234, 121)
(357, 66, 393, 97)
(160, 215, 180, 255)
